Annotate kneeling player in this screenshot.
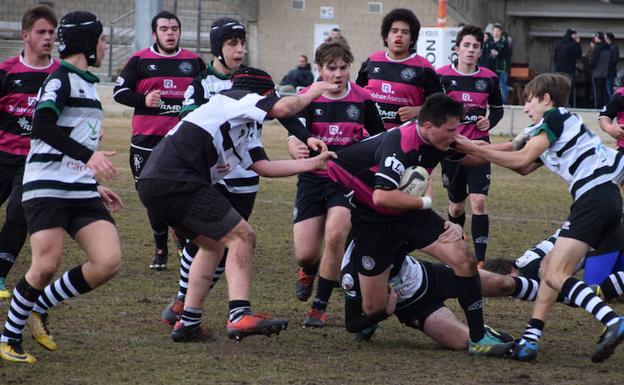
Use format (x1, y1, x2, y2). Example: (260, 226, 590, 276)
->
(137, 68, 338, 342)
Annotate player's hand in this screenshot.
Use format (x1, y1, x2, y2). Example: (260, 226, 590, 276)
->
(97, 185, 123, 213)
(87, 151, 117, 181)
(397, 106, 419, 122)
(311, 151, 337, 171)
(287, 137, 309, 159)
(511, 132, 531, 150)
(307, 137, 328, 153)
(603, 122, 624, 140)
(385, 285, 398, 315)
(145, 90, 162, 108)
(307, 81, 341, 97)
(454, 134, 479, 154)
(438, 221, 464, 243)
(476, 116, 490, 131)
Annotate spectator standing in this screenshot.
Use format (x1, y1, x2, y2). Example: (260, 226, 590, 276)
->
(606, 33, 620, 98)
(554, 29, 582, 107)
(483, 23, 511, 104)
(591, 32, 611, 108)
(279, 54, 314, 93)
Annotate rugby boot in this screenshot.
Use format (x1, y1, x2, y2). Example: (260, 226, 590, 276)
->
(0, 340, 36, 364)
(510, 339, 539, 361)
(468, 329, 515, 357)
(27, 312, 57, 351)
(0, 277, 10, 299)
(354, 323, 379, 342)
(171, 321, 215, 343)
(149, 249, 168, 271)
(591, 316, 624, 363)
(162, 295, 185, 327)
(295, 268, 315, 301)
(303, 308, 328, 328)
(484, 324, 514, 342)
(226, 313, 288, 341)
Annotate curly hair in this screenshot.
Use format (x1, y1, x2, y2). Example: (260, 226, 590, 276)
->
(380, 8, 420, 49)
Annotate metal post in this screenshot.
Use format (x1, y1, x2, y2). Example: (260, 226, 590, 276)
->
(196, 0, 202, 53)
(173, 0, 178, 14)
(108, 24, 114, 81)
(509, 106, 516, 136)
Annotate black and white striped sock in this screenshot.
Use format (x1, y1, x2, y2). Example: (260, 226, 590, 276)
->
(228, 300, 252, 323)
(32, 265, 91, 315)
(180, 306, 202, 328)
(176, 245, 196, 298)
(562, 277, 619, 327)
(520, 318, 544, 344)
(600, 271, 624, 302)
(1, 277, 42, 342)
(511, 277, 539, 301)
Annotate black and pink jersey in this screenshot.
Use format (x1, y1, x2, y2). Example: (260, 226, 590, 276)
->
(298, 81, 384, 177)
(437, 63, 503, 140)
(327, 123, 462, 216)
(600, 87, 624, 148)
(356, 51, 441, 130)
(0, 54, 59, 165)
(113, 44, 205, 149)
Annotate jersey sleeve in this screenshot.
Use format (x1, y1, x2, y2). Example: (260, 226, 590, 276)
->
(242, 138, 267, 169)
(364, 99, 385, 136)
(180, 74, 205, 118)
(355, 59, 370, 87)
(35, 70, 70, 117)
(487, 76, 504, 128)
(533, 110, 565, 143)
(0, 68, 7, 99)
(600, 92, 624, 120)
(422, 67, 442, 97)
(113, 56, 146, 108)
(374, 130, 409, 190)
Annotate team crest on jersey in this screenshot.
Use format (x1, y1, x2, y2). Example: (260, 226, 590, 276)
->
(346, 104, 360, 120)
(400, 67, 417, 81)
(361, 256, 375, 271)
(475, 79, 487, 91)
(115, 76, 124, 86)
(179, 61, 193, 74)
(341, 273, 354, 290)
(45, 78, 62, 92)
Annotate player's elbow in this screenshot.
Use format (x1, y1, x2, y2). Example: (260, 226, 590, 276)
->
(268, 103, 293, 119)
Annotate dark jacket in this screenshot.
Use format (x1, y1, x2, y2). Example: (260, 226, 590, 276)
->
(609, 43, 620, 77)
(483, 36, 511, 73)
(281, 63, 313, 88)
(591, 43, 611, 78)
(554, 30, 582, 75)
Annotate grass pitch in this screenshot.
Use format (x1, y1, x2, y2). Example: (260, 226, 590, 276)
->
(1, 116, 623, 385)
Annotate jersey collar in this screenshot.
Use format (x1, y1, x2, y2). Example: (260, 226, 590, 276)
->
(19, 52, 55, 70)
(150, 43, 182, 57)
(207, 61, 230, 80)
(61, 60, 100, 83)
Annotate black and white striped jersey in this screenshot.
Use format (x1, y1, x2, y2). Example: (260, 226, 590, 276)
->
(23, 61, 102, 202)
(524, 107, 624, 200)
(181, 63, 260, 194)
(139, 90, 278, 186)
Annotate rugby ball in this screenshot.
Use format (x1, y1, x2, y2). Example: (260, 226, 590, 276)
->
(399, 166, 429, 197)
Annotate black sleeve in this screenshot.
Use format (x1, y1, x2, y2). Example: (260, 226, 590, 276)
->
(196, 57, 206, 73)
(344, 296, 388, 333)
(113, 56, 146, 108)
(0, 69, 6, 99)
(277, 115, 310, 143)
(364, 99, 384, 135)
(422, 68, 442, 97)
(600, 93, 624, 120)
(355, 59, 370, 87)
(573, 43, 582, 61)
(31, 109, 94, 163)
(487, 76, 504, 128)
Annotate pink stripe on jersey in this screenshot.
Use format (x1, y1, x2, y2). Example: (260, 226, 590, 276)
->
(615, 88, 624, 148)
(0, 131, 28, 156)
(327, 161, 403, 216)
(131, 115, 180, 137)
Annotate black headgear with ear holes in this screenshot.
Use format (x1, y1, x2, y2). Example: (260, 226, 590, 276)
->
(210, 17, 246, 69)
(57, 11, 103, 66)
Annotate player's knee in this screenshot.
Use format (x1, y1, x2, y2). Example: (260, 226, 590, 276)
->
(448, 202, 465, 217)
(447, 249, 476, 275)
(30, 261, 59, 284)
(543, 271, 567, 292)
(469, 194, 487, 213)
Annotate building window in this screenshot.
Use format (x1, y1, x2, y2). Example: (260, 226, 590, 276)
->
(292, 0, 304, 11)
(368, 2, 382, 14)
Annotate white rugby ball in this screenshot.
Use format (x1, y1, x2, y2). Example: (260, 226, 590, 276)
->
(399, 166, 429, 197)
